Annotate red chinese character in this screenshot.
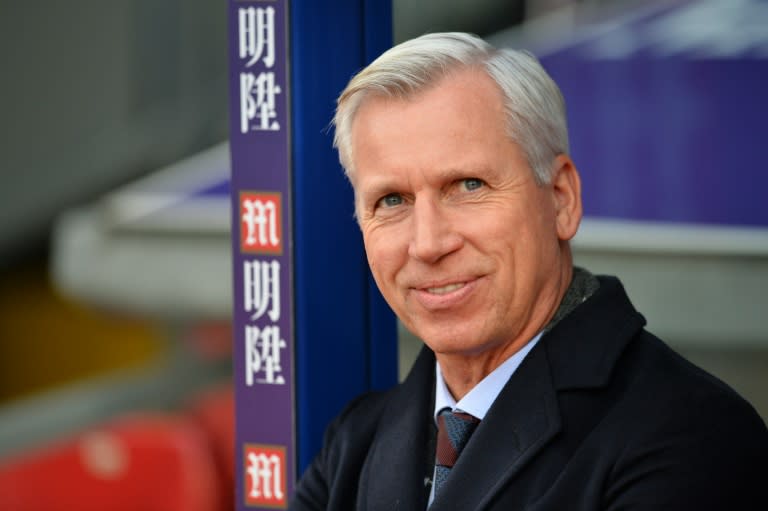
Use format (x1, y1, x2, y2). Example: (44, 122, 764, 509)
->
(244, 444, 287, 508)
(241, 192, 282, 254)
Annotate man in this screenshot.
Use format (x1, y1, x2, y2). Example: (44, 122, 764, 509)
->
(290, 32, 768, 510)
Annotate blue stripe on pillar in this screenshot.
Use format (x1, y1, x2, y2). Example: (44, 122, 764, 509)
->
(290, 0, 396, 474)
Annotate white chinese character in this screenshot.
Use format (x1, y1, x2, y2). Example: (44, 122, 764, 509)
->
(240, 72, 281, 133)
(238, 6, 276, 68)
(244, 259, 281, 322)
(242, 197, 280, 249)
(247, 452, 284, 501)
(246, 325, 286, 385)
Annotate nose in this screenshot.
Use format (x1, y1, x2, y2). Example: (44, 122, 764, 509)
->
(407, 197, 463, 264)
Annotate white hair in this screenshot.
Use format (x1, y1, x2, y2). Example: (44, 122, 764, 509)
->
(333, 32, 568, 185)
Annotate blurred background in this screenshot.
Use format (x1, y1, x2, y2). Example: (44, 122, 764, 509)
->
(1, 0, 766, 509)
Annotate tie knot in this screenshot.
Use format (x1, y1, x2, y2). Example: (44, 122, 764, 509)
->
(435, 409, 480, 468)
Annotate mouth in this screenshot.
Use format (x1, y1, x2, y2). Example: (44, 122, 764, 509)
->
(410, 277, 479, 311)
(425, 282, 466, 295)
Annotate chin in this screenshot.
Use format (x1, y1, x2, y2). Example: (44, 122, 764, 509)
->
(423, 335, 484, 356)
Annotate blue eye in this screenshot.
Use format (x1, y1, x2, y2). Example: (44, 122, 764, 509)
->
(378, 193, 403, 208)
(462, 178, 484, 191)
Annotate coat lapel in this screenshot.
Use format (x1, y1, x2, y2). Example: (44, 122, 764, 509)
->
(429, 342, 561, 511)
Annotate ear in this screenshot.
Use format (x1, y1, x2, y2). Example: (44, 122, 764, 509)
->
(550, 154, 582, 241)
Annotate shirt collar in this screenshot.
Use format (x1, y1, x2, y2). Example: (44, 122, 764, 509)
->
(433, 331, 542, 422)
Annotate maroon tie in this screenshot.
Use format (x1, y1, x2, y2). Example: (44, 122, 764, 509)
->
(433, 408, 480, 497)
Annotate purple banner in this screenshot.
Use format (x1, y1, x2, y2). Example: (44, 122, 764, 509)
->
(228, 1, 294, 510)
(536, 0, 768, 227)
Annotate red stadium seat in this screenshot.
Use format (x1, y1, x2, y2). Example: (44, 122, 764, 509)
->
(0, 414, 221, 511)
(187, 384, 235, 511)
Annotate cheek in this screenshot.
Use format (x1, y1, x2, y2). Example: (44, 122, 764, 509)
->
(370, 248, 399, 281)
(366, 251, 405, 311)
(364, 236, 396, 282)
(365, 225, 407, 264)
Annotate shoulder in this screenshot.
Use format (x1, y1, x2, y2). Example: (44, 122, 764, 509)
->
(290, 346, 437, 511)
(289, 389, 393, 511)
(546, 275, 768, 507)
(620, 329, 762, 425)
(604, 330, 768, 508)
(324, 389, 392, 453)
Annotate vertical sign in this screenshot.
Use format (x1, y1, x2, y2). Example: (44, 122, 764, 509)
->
(228, 1, 294, 510)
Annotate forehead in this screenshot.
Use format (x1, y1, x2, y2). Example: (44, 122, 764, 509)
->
(348, 68, 510, 183)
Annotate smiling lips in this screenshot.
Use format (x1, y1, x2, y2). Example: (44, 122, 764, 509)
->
(426, 282, 466, 295)
(410, 278, 479, 310)
(410, 277, 477, 311)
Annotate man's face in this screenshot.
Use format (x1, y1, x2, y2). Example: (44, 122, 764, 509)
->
(349, 68, 580, 366)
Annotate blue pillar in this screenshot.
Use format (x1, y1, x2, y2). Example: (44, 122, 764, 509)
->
(290, 0, 396, 473)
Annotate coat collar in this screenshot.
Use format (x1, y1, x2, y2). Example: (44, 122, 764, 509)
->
(544, 276, 646, 391)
